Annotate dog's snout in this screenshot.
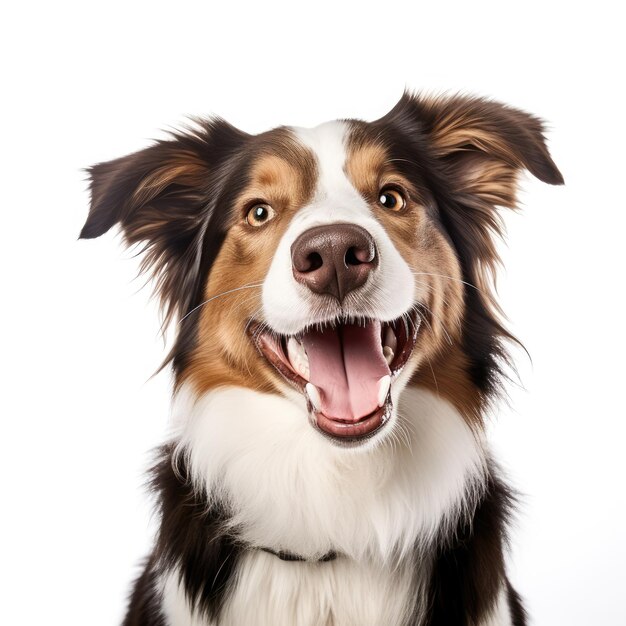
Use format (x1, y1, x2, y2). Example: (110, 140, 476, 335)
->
(291, 223, 378, 301)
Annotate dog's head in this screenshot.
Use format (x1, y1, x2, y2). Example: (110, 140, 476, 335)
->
(81, 93, 562, 448)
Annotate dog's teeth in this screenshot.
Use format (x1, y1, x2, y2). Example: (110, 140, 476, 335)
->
(382, 327, 396, 366)
(305, 383, 322, 412)
(377, 375, 391, 407)
(294, 360, 310, 380)
(383, 326, 397, 353)
(287, 337, 310, 381)
(383, 346, 394, 365)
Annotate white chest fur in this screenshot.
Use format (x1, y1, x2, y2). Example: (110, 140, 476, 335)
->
(165, 385, 488, 624)
(162, 552, 422, 626)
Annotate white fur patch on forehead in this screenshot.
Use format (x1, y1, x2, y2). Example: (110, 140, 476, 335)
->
(290, 121, 365, 211)
(291, 121, 350, 196)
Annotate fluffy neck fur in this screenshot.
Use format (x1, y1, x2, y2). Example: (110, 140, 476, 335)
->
(171, 384, 488, 563)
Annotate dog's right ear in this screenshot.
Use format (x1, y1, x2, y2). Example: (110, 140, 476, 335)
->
(80, 120, 248, 326)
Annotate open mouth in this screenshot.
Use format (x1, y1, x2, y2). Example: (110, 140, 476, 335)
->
(250, 313, 420, 444)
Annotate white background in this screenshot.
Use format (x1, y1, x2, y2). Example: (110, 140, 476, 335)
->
(1, 1, 624, 624)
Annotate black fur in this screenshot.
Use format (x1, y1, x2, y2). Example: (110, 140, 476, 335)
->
(122, 556, 167, 626)
(507, 580, 529, 626)
(154, 448, 240, 620)
(122, 449, 241, 622)
(422, 469, 524, 626)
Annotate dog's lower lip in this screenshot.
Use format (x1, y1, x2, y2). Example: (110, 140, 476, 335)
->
(315, 405, 385, 439)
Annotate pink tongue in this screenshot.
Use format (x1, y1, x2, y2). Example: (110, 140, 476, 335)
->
(300, 321, 390, 421)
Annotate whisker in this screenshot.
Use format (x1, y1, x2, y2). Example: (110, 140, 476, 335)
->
(385, 157, 420, 168)
(412, 283, 461, 336)
(411, 302, 454, 346)
(395, 412, 415, 455)
(243, 309, 263, 336)
(387, 427, 400, 453)
(179, 282, 264, 324)
(410, 271, 484, 295)
(244, 307, 265, 380)
(412, 279, 453, 310)
(426, 358, 440, 396)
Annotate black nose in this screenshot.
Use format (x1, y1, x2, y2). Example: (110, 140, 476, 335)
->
(291, 223, 378, 301)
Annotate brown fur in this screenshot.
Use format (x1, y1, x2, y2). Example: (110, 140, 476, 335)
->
(181, 132, 318, 395)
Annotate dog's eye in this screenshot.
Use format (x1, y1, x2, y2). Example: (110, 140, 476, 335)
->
(378, 187, 406, 212)
(246, 204, 276, 227)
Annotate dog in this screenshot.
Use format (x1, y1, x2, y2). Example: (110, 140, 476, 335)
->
(81, 92, 562, 625)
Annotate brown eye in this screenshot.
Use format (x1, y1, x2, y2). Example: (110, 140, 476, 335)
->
(246, 204, 276, 227)
(378, 187, 406, 212)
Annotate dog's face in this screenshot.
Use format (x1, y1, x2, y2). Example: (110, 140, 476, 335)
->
(194, 121, 465, 446)
(81, 94, 562, 449)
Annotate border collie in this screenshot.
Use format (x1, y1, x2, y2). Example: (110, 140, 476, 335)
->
(81, 93, 562, 625)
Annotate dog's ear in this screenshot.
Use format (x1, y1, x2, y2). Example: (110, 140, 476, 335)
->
(405, 92, 563, 205)
(382, 92, 563, 285)
(80, 120, 248, 326)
